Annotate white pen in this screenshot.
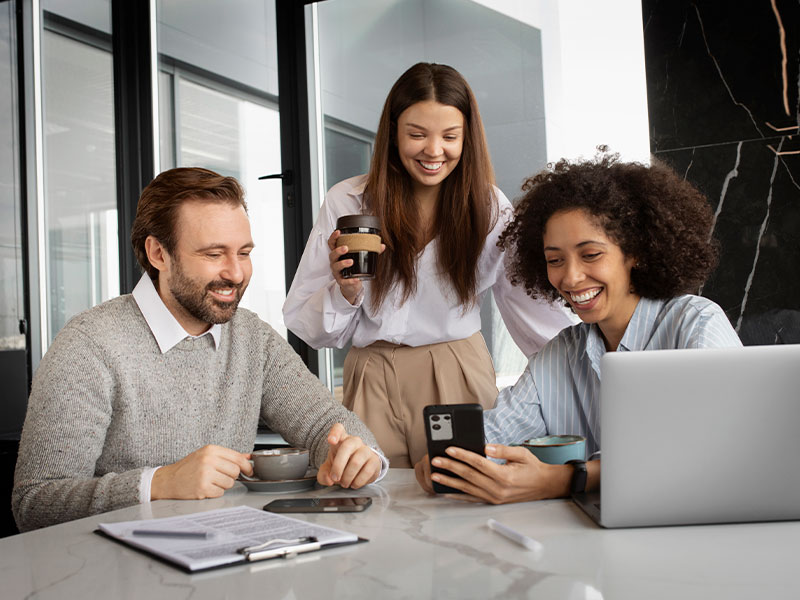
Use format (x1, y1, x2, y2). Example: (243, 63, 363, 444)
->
(486, 519, 543, 553)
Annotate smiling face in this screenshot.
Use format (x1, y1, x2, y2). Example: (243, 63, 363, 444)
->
(395, 100, 464, 197)
(154, 200, 254, 335)
(543, 209, 640, 349)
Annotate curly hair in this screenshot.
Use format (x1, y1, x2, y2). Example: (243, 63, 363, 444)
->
(499, 150, 719, 302)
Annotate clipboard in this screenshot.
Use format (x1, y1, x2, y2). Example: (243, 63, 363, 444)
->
(95, 505, 368, 573)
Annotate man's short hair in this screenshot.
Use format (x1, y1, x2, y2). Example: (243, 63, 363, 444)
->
(131, 167, 246, 280)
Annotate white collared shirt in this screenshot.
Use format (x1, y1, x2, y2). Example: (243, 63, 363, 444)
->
(131, 273, 388, 501)
(132, 274, 221, 353)
(283, 175, 576, 354)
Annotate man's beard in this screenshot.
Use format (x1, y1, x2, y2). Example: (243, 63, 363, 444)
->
(168, 260, 245, 325)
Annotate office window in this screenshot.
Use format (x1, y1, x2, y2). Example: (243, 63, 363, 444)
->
(0, 0, 28, 437)
(41, 23, 118, 342)
(323, 117, 373, 191)
(164, 76, 286, 335)
(42, 0, 111, 34)
(320, 119, 373, 393)
(0, 2, 23, 350)
(157, 0, 285, 336)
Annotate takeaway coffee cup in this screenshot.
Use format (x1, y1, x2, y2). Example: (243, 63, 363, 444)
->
(518, 435, 586, 465)
(247, 448, 309, 481)
(335, 214, 382, 279)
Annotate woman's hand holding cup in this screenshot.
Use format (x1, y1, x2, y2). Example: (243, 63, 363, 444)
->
(328, 225, 386, 304)
(328, 229, 365, 305)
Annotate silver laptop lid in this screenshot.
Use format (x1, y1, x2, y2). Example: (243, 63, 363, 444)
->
(599, 344, 800, 528)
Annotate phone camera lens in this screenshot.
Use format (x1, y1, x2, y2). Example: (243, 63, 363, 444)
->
(431, 415, 440, 422)
(432, 424, 441, 430)
(444, 415, 451, 420)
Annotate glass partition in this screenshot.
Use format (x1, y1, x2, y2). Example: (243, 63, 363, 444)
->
(41, 27, 118, 340)
(0, 0, 28, 437)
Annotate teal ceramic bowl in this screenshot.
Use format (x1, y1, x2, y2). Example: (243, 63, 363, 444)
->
(518, 435, 586, 464)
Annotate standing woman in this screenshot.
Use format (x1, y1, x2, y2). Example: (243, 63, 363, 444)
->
(283, 63, 573, 467)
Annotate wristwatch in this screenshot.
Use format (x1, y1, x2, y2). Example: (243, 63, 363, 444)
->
(566, 459, 587, 495)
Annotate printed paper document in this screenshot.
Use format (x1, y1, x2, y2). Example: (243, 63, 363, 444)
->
(98, 505, 359, 572)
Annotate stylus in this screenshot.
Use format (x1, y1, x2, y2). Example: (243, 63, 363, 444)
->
(486, 519, 543, 552)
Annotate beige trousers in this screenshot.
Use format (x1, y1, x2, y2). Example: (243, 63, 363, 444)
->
(343, 332, 498, 468)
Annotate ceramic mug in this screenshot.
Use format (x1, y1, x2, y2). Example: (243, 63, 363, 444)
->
(518, 435, 586, 464)
(245, 448, 309, 481)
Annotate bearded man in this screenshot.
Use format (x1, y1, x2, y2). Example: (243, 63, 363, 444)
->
(13, 167, 387, 532)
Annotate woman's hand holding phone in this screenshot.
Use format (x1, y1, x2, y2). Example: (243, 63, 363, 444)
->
(423, 404, 485, 494)
(414, 454, 435, 494)
(417, 443, 569, 504)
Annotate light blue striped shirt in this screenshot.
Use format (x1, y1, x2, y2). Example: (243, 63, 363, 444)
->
(484, 295, 743, 457)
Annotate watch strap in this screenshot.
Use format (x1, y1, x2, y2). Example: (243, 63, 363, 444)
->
(566, 459, 587, 495)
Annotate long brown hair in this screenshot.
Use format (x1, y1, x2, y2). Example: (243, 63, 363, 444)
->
(365, 62, 497, 310)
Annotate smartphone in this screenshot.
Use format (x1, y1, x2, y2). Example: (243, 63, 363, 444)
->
(263, 497, 372, 513)
(423, 403, 485, 494)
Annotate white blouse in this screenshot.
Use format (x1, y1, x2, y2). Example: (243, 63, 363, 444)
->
(282, 175, 576, 356)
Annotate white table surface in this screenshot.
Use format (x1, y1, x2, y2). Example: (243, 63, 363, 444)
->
(3, 469, 798, 599)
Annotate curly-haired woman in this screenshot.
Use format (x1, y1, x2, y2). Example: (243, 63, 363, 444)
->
(415, 151, 742, 503)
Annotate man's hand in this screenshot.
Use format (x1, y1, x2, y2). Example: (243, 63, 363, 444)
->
(417, 444, 570, 504)
(151, 445, 253, 500)
(317, 423, 382, 488)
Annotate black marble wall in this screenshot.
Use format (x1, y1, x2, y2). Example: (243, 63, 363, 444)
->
(642, 0, 800, 344)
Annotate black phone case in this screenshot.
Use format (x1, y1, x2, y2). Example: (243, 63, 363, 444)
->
(263, 497, 372, 513)
(423, 403, 485, 494)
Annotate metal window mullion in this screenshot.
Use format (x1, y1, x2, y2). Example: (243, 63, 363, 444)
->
(15, 0, 36, 384)
(111, 0, 157, 294)
(172, 67, 181, 167)
(169, 58, 279, 111)
(41, 10, 111, 51)
(306, 3, 332, 391)
(275, 0, 319, 374)
(22, 0, 48, 361)
(148, 0, 159, 175)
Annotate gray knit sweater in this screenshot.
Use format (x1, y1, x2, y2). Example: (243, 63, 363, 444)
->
(12, 295, 380, 532)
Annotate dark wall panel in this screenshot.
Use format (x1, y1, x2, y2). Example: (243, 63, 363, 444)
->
(642, 0, 800, 343)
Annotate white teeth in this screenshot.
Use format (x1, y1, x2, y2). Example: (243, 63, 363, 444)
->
(419, 161, 442, 171)
(214, 289, 234, 296)
(570, 289, 601, 304)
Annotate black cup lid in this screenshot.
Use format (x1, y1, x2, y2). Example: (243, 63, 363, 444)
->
(337, 214, 380, 231)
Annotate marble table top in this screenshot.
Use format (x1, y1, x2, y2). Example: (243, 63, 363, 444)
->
(3, 469, 798, 599)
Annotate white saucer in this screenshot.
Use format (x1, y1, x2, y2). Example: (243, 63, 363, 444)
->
(238, 469, 318, 493)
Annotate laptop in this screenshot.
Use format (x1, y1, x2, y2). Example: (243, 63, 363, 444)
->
(573, 344, 800, 528)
